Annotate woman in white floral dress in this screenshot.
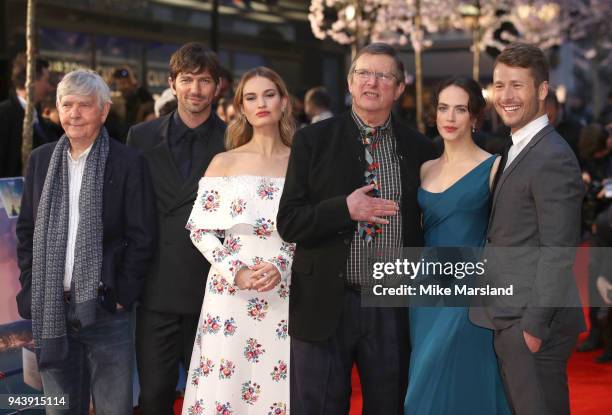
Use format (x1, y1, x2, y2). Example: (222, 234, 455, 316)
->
(182, 67, 295, 415)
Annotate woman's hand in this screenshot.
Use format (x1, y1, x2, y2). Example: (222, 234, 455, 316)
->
(235, 267, 255, 290)
(250, 262, 281, 292)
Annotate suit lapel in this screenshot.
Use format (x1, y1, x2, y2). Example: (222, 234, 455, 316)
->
(489, 140, 511, 213)
(489, 124, 554, 226)
(392, 117, 417, 169)
(145, 115, 188, 213)
(342, 113, 368, 190)
(104, 142, 114, 185)
(147, 114, 183, 187)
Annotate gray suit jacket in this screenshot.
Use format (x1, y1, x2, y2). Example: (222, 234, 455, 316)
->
(470, 124, 586, 341)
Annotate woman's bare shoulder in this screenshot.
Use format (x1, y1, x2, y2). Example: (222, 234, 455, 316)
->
(204, 152, 234, 177)
(420, 157, 440, 180)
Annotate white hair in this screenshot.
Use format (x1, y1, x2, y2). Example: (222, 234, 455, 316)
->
(154, 88, 176, 117)
(56, 69, 112, 109)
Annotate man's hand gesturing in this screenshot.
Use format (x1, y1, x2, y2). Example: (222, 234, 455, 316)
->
(346, 184, 399, 224)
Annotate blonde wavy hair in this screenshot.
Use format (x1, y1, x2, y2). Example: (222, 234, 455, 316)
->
(225, 67, 295, 150)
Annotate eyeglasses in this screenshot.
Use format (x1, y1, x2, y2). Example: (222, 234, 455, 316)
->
(353, 69, 398, 84)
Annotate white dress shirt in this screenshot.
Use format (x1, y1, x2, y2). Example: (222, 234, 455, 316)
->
(311, 110, 333, 124)
(504, 114, 549, 171)
(17, 94, 39, 124)
(64, 144, 93, 291)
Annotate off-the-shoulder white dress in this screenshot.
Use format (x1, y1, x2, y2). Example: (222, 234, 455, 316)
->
(182, 176, 294, 415)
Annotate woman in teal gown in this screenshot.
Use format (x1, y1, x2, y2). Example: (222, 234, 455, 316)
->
(404, 77, 511, 415)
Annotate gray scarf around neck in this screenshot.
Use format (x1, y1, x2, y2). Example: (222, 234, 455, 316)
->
(31, 128, 109, 367)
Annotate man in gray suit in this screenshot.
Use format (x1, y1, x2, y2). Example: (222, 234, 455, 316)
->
(470, 43, 585, 415)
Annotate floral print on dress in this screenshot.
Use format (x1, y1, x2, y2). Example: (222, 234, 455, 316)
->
(227, 283, 237, 296)
(244, 338, 265, 363)
(230, 198, 247, 218)
(277, 282, 289, 300)
(191, 357, 214, 385)
(270, 360, 288, 382)
(191, 229, 207, 244)
(269, 254, 289, 273)
(185, 218, 196, 232)
(224, 236, 242, 253)
(280, 242, 296, 257)
(183, 177, 293, 415)
(202, 314, 221, 335)
(208, 274, 227, 295)
(186, 220, 224, 240)
(187, 399, 205, 415)
(275, 320, 288, 340)
(219, 359, 236, 379)
(211, 246, 230, 263)
(240, 381, 261, 405)
(247, 298, 269, 321)
(268, 402, 288, 415)
(201, 190, 220, 212)
(214, 401, 233, 415)
(224, 318, 238, 337)
(228, 259, 245, 279)
(253, 218, 274, 239)
(257, 179, 279, 200)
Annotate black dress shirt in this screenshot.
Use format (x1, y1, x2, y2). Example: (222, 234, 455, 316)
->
(168, 111, 216, 179)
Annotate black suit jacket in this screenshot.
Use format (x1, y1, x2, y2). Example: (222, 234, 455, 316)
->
(126, 111, 226, 314)
(15, 138, 157, 319)
(0, 95, 59, 178)
(277, 112, 437, 341)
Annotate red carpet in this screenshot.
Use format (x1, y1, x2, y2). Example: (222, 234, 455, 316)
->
(174, 350, 612, 414)
(347, 340, 612, 415)
(567, 245, 612, 415)
(568, 345, 612, 415)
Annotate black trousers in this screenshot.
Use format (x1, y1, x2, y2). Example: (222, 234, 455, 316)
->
(494, 323, 577, 415)
(290, 289, 410, 415)
(135, 307, 199, 415)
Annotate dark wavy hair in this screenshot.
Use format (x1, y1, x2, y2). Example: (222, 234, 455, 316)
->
(431, 76, 487, 128)
(169, 42, 221, 83)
